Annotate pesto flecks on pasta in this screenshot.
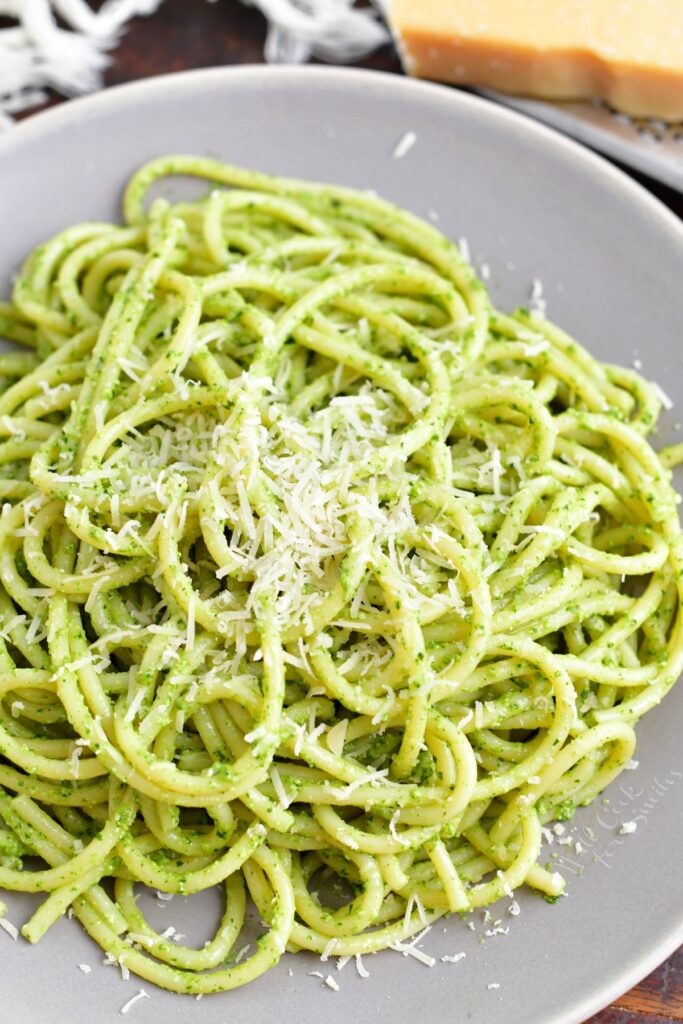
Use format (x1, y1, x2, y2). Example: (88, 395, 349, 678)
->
(0, 155, 680, 994)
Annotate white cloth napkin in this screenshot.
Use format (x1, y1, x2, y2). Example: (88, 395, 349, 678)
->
(0, 0, 168, 125)
(0, 0, 389, 127)
(241, 0, 388, 64)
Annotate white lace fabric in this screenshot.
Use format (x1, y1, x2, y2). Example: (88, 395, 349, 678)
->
(0, 0, 389, 127)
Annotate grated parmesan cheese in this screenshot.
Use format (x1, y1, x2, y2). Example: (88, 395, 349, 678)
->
(124, 686, 145, 724)
(389, 809, 411, 848)
(270, 766, 292, 809)
(652, 381, 674, 410)
(390, 926, 435, 967)
(333, 768, 389, 798)
(392, 130, 417, 159)
(496, 870, 514, 899)
(120, 990, 149, 1015)
(529, 277, 547, 315)
(0, 917, 18, 940)
(441, 952, 466, 963)
(325, 718, 348, 757)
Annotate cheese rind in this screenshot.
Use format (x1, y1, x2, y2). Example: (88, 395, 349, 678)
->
(390, 0, 683, 120)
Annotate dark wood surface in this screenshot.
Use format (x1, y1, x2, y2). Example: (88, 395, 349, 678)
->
(13, 2, 683, 1021)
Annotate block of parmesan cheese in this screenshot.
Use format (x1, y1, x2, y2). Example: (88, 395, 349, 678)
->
(390, 0, 683, 120)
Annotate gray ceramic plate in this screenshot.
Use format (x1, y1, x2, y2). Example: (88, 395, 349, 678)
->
(1, 66, 682, 1024)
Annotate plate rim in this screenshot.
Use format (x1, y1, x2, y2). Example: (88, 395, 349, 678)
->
(1, 63, 682, 249)
(1, 62, 683, 1024)
(480, 89, 683, 194)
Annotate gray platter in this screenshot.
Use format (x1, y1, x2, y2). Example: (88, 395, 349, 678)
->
(0, 65, 682, 1024)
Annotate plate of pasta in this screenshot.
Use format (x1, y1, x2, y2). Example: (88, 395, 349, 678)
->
(0, 66, 682, 1024)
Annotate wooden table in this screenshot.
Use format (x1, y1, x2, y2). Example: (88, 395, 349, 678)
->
(12, 2, 683, 1020)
